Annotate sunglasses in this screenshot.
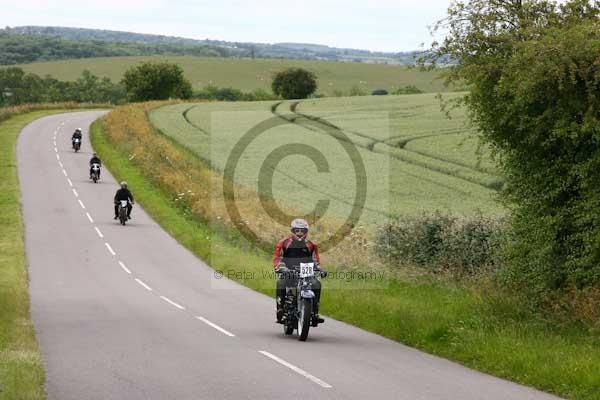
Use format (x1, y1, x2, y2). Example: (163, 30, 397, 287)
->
(292, 228, 308, 234)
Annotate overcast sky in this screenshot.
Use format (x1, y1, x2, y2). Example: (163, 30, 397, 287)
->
(0, 0, 451, 52)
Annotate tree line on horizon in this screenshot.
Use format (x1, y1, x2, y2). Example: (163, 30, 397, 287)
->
(0, 32, 226, 65)
(0, 63, 326, 105)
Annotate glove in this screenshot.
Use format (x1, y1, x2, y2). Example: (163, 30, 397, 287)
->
(275, 262, 288, 274)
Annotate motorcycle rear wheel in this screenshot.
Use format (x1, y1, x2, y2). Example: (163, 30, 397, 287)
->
(283, 322, 294, 335)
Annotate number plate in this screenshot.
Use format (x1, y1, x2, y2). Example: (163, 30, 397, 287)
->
(299, 262, 314, 278)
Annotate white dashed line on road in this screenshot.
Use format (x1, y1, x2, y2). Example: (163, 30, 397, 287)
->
(56, 154, 60, 160)
(118, 261, 131, 274)
(135, 279, 153, 291)
(67, 178, 73, 187)
(258, 351, 332, 389)
(86, 212, 94, 223)
(160, 296, 185, 310)
(94, 227, 104, 238)
(72, 189, 78, 197)
(62, 169, 67, 177)
(54, 147, 58, 152)
(58, 161, 63, 168)
(78, 199, 86, 209)
(105, 242, 116, 256)
(195, 316, 235, 337)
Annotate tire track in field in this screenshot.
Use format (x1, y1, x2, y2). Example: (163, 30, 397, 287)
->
(182, 105, 211, 136)
(176, 101, 394, 219)
(270, 102, 474, 196)
(277, 101, 501, 191)
(172, 102, 486, 220)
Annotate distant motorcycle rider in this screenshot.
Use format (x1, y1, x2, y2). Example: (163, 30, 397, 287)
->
(71, 128, 82, 149)
(273, 218, 326, 324)
(89, 153, 102, 179)
(114, 181, 134, 220)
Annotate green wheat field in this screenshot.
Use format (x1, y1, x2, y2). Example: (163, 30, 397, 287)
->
(149, 93, 504, 232)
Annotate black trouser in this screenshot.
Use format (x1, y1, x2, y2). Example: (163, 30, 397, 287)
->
(114, 202, 132, 218)
(90, 166, 101, 178)
(276, 274, 321, 314)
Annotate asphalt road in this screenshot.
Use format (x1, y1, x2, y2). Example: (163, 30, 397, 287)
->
(17, 112, 561, 399)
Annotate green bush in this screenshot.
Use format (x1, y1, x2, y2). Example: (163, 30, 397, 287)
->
(122, 61, 192, 101)
(421, 1, 600, 297)
(348, 85, 367, 96)
(393, 85, 423, 95)
(376, 212, 506, 275)
(193, 85, 277, 101)
(371, 89, 389, 95)
(272, 68, 317, 99)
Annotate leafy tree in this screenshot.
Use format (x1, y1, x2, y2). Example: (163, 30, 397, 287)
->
(271, 68, 317, 99)
(0, 67, 44, 105)
(421, 0, 600, 294)
(121, 62, 192, 101)
(0, 67, 126, 105)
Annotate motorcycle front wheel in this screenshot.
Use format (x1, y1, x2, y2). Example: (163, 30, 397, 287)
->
(298, 298, 312, 341)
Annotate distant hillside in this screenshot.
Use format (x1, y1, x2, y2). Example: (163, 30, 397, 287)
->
(2, 26, 419, 65)
(0, 31, 225, 65)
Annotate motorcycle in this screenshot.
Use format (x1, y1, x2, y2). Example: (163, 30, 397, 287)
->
(72, 138, 81, 152)
(118, 200, 129, 225)
(281, 262, 324, 341)
(91, 163, 101, 183)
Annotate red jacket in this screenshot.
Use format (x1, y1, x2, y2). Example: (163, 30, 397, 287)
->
(273, 235, 321, 269)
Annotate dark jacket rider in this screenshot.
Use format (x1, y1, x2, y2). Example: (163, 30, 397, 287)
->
(71, 128, 82, 147)
(89, 153, 102, 179)
(273, 218, 326, 324)
(114, 181, 134, 219)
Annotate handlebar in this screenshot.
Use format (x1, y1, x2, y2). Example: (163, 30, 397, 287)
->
(284, 264, 321, 271)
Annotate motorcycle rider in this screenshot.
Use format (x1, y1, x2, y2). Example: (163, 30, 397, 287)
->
(71, 128, 82, 149)
(89, 153, 102, 180)
(273, 218, 326, 324)
(113, 181, 134, 220)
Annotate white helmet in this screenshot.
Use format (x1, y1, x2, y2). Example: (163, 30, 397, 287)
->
(76, 128, 82, 132)
(290, 218, 309, 231)
(120, 181, 128, 188)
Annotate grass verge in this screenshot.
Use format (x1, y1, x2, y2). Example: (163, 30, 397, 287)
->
(0, 109, 75, 400)
(92, 108, 600, 400)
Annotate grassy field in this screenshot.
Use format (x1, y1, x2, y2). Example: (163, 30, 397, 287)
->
(14, 55, 449, 96)
(149, 93, 504, 239)
(93, 103, 600, 400)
